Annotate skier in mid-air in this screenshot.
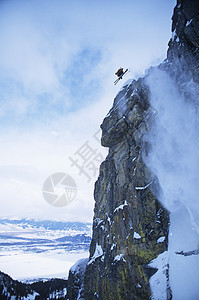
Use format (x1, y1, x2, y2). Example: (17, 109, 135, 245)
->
(115, 68, 124, 78)
(114, 67, 129, 85)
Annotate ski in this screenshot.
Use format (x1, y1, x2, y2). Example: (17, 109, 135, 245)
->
(114, 69, 129, 85)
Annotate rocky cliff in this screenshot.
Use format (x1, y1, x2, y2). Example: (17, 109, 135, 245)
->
(167, 0, 199, 82)
(83, 78, 169, 300)
(67, 0, 199, 299)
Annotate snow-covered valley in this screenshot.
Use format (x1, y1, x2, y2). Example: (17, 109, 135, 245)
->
(0, 218, 91, 282)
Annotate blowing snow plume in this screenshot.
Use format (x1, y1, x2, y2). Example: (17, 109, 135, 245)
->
(145, 67, 199, 299)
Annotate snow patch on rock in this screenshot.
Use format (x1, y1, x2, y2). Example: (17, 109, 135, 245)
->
(149, 251, 169, 300)
(133, 232, 142, 239)
(114, 254, 126, 263)
(157, 236, 165, 243)
(114, 200, 128, 213)
(88, 243, 103, 265)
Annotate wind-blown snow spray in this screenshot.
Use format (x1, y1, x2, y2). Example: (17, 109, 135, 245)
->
(145, 68, 199, 299)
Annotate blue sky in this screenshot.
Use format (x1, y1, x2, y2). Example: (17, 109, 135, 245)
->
(0, 0, 175, 222)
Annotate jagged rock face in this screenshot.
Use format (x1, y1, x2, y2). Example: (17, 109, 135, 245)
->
(67, 258, 88, 299)
(167, 0, 199, 83)
(83, 79, 169, 299)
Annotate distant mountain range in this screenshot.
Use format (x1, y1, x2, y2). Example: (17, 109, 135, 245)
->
(0, 218, 92, 253)
(0, 217, 92, 232)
